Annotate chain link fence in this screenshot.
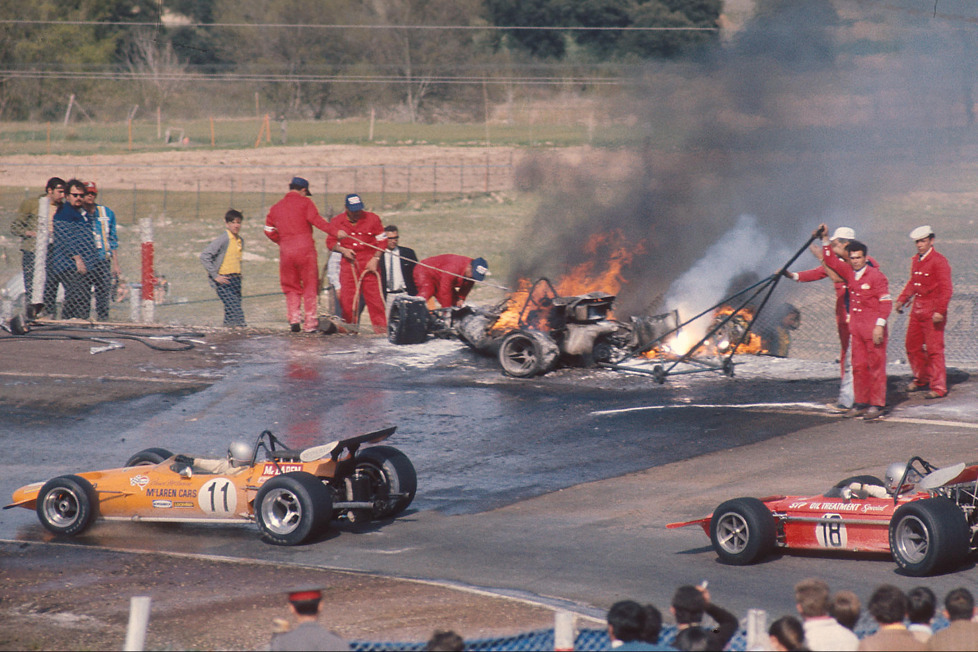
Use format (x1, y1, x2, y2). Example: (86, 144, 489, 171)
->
(2, 171, 976, 369)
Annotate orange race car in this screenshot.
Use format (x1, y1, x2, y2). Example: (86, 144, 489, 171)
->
(5, 427, 416, 546)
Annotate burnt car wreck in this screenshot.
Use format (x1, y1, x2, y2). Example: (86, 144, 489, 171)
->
(387, 278, 679, 377)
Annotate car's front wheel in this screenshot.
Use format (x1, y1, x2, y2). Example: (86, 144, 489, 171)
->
(254, 472, 332, 546)
(498, 330, 558, 378)
(889, 498, 970, 576)
(36, 475, 96, 536)
(710, 497, 776, 565)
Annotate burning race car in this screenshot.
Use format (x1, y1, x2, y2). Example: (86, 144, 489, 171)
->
(5, 427, 416, 546)
(667, 457, 978, 576)
(388, 278, 679, 378)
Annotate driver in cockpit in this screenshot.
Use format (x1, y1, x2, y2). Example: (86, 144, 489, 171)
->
(843, 462, 922, 499)
(174, 441, 252, 475)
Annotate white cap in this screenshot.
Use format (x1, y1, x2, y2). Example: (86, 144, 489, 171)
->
(909, 225, 933, 240)
(831, 227, 855, 241)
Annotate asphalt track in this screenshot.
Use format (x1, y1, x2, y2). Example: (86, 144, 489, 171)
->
(2, 334, 977, 620)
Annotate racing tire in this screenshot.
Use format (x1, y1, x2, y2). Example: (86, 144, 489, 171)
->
(255, 472, 333, 546)
(710, 497, 777, 566)
(36, 475, 97, 537)
(125, 448, 174, 467)
(889, 497, 970, 576)
(354, 445, 418, 519)
(498, 330, 558, 378)
(823, 475, 885, 498)
(387, 295, 429, 345)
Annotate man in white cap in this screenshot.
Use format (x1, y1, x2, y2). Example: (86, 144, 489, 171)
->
(783, 226, 878, 411)
(896, 226, 952, 399)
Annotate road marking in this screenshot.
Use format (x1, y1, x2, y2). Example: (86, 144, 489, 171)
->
(591, 404, 978, 429)
(591, 401, 825, 416)
(0, 370, 215, 384)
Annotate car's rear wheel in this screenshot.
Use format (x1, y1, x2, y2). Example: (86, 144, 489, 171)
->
(36, 475, 96, 537)
(889, 498, 970, 576)
(125, 448, 174, 466)
(710, 497, 776, 565)
(353, 445, 417, 519)
(255, 472, 332, 546)
(498, 330, 558, 378)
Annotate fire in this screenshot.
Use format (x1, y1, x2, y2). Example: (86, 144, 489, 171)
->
(555, 231, 640, 297)
(643, 305, 765, 359)
(490, 230, 641, 334)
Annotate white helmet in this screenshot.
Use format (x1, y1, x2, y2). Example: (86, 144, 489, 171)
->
(885, 461, 922, 495)
(228, 441, 252, 467)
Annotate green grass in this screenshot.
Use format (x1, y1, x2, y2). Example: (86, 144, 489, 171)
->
(0, 118, 641, 156)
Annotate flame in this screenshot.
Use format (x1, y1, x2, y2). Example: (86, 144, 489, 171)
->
(555, 231, 640, 297)
(490, 230, 641, 334)
(642, 305, 765, 359)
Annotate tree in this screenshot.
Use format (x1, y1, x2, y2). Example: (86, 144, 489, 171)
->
(485, 0, 568, 59)
(124, 28, 189, 122)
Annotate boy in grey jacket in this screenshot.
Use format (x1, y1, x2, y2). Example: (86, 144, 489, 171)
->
(200, 210, 246, 327)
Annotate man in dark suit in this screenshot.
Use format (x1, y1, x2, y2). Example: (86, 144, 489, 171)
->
(379, 224, 418, 302)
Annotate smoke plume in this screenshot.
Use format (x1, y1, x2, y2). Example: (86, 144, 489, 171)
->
(510, 0, 978, 322)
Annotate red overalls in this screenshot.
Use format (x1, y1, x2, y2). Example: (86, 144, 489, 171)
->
(265, 192, 335, 332)
(326, 211, 386, 333)
(823, 247, 892, 408)
(896, 248, 952, 396)
(413, 254, 475, 308)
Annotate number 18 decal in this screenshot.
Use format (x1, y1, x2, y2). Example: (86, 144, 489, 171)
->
(815, 513, 847, 548)
(198, 478, 238, 514)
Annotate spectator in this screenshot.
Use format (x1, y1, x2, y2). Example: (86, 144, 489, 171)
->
(80, 182, 120, 321)
(794, 578, 858, 651)
(673, 626, 712, 651)
(268, 587, 350, 651)
(641, 603, 665, 648)
(326, 193, 387, 333)
(10, 176, 64, 315)
(200, 209, 247, 327)
(379, 223, 418, 304)
(669, 584, 738, 651)
(895, 225, 953, 399)
(857, 584, 925, 651)
(414, 254, 489, 308)
(769, 615, 809, 651)
(927, 587, 978, 651)
(907, 586, 936, 643)
(606, 600, 668, 650)
(830, 590, 862, 632)
(264, 177, 337, 333)
(426, 629, 464, 651)
(51, 179, 99, 319)
(818, 226, 892, 421)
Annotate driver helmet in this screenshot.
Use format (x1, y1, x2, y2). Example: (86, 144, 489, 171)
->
(885, 461, 922, 495)
(228, 441, 251, 467)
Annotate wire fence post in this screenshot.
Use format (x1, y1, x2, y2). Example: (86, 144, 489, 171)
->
(381, 164, 386, 207)
(162, 181, 167, 217)
(406, 164, 411, 203)
(459, 160, 464, 197)
(195, 179, 200, 220)
(432, 162, 437, 202)
(140, 217, 154, 324)
(260, 177, 266, 218)
(229, 177, 234, 209)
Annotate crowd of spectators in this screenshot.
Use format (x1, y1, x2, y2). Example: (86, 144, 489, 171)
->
(603, 580, 977, 652)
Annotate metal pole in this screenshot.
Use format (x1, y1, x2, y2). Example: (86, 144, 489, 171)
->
(195, 179, 200, 220)
(123, 596, 152, 651)
(381, 165, 386, 207)
(432, 162, 437, 201)
(140, 218, 154, 324)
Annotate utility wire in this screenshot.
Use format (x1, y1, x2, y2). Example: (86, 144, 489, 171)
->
(0, 19, 718, 32)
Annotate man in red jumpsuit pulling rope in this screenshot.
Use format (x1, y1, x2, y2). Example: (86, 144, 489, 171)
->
(264, 177, 337, 333)
(326, 194, 387, 333)
(896, 225, 953, 399)
(818, 225, 892, 421)
(414, 254, 489, 308)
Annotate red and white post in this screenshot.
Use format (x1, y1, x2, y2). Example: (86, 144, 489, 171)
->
(140, 218, 154, 323)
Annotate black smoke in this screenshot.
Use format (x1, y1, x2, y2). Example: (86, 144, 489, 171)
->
(509, 0, 978, 317)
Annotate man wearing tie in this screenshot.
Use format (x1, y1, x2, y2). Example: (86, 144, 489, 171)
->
(379, 224, 418, 316)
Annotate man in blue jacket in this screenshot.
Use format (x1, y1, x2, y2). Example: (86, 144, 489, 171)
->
(51, 179, 98, 319)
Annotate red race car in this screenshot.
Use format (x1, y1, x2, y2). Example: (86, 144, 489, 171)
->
(667, 457, 978, 576)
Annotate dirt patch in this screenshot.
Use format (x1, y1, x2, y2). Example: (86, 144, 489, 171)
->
(0, 541, 557, 651)
(0, 323, 240, 414)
